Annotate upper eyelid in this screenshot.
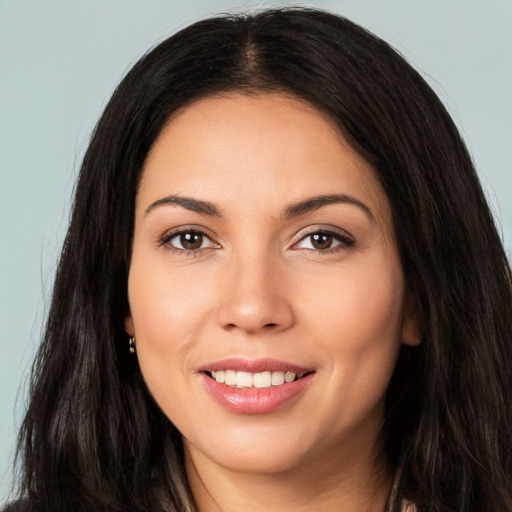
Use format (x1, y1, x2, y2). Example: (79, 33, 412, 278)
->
(290, 226, 355, 250)
(159, 226, 219, 248)
(293, 225, 354, 241)
(161, 224, 216, 238)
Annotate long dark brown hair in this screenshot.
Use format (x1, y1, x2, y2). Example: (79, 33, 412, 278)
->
(9, 7, 512, 512)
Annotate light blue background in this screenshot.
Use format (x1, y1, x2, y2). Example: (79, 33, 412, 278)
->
(1, 0, 511, 499)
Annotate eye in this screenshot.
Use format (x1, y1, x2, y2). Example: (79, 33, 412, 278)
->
(162, 229, 218, 252)
(293, 229, 354, 251)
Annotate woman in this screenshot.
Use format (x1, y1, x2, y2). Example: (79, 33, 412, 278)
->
(8, 7, 512, 512)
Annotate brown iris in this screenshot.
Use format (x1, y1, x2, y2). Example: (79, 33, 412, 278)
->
(180, 232, 203, 250)
(311, 233, 334, 250)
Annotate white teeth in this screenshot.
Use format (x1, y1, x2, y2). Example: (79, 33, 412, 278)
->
(224, 370, 237, 386)
(236, 371, 253, 388)
(285, 372, 296, 383)
(253, 371, 272, 388)
(271, 371, 285, 385)
(210, 369, 302, 388)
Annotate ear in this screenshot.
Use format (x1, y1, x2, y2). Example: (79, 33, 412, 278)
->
(401, 295, 421, 346)
(125, 314, 135, 337)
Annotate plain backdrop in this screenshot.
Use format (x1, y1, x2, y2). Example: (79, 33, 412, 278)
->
(1, 0, 511, 499)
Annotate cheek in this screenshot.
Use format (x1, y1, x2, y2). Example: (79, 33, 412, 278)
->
(126, 256, 225, 415)
(126, 263, 202, 415)
(298, 258, 405, 389)
(127, 257, 214, 344)
(301, 258, 403, 339)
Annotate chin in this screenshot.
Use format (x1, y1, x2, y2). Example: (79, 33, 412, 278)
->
(184, 426, 314, 475)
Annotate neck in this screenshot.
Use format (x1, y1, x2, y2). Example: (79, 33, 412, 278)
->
(185, 438, 393, 512)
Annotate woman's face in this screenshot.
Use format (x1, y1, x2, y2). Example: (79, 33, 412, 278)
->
(126, 93, 417, 476)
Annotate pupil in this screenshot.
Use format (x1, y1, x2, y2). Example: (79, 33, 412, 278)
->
(312, 233, 332, 250)
(180, 232, 202, 250)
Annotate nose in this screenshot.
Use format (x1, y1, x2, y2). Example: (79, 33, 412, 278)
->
(216, 252, 295, 335)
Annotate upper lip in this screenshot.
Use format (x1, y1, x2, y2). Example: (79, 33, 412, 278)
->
(198, 358, 314, 374)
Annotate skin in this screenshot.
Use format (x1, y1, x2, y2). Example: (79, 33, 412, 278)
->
(125, 93, 418, 511)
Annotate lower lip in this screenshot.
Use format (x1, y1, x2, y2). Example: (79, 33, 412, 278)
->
(199, 373, 314, 414)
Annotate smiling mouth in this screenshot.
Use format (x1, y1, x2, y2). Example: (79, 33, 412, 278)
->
(205, 370, 313, 389)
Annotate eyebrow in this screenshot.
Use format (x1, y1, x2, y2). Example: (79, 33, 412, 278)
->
(283, 194, 375, 222)
(144, 195, 223, 217)
(144, 193, 374, 222)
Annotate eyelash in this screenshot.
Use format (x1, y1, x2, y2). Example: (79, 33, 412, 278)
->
(291, 227, 355, 253)
(159, 227, 355, 255)
(160, 227, 219, 256)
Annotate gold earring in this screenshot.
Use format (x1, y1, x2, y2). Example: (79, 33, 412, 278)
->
(129, 336, 136, 354)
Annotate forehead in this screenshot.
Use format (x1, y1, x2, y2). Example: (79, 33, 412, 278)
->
(138, 93, 391, 226)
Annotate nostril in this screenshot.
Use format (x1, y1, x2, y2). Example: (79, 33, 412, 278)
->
(264, 323, 278, 328)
